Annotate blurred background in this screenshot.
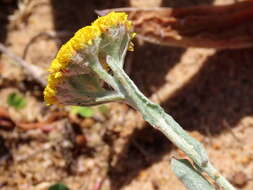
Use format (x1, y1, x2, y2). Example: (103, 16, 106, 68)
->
(0, 0, 253, 189)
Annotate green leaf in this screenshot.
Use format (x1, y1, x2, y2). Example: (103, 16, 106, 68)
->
(49, 183, 69, 190)
(171, 159, 215, 190)
(71, 106, 94, 117)
(98, 105, 108, 113)
(7, 92, 27, 110)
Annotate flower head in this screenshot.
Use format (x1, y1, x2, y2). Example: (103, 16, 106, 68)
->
(44, 12, 135, 106)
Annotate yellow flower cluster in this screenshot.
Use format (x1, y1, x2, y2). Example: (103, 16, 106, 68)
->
(44, 12, 134, 105)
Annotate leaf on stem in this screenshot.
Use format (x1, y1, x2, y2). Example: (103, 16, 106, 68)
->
(171, 158, 215, 190)
(49, 183, 69, 190)
(71, 106, 94, 118)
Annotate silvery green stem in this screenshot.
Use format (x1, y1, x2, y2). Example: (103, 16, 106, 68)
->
(77, 91, 125, 106)
(202, 162, 236, 190)
(102, 56, 236, 190)
(89, 57, 121, 91)
(84, 28, 235, 189)
(107, 56, 208, 166)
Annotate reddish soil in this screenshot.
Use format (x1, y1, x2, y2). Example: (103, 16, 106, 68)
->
(0, 0, 252, 190)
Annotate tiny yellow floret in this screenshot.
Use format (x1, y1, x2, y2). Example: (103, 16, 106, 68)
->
(44, 12, 134, 105)
(70, 26, 101, 50)
(92, 12, 132, 32)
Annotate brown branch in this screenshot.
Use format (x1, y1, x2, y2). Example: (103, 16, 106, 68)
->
(0, 42, 46, 86)
(22, 30, 69, 59)
(97, 1, 253, 49)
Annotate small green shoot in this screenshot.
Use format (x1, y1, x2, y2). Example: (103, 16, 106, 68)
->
(71, 106, 94, 117)
(49, 183, 69, 190)
(7, 92, 27, 110)
(98, 105, 108, 113)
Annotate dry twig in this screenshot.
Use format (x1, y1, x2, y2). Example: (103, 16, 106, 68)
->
(222, 119, 242, 144)
(0, 42, 46, 86)
(97, 1, 253, 49)
(22, 30, 70, 59)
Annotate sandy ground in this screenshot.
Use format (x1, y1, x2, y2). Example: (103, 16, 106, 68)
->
(0, 0, 253, 189)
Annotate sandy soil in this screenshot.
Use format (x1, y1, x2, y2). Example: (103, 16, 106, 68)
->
(0, 0, 253, 190)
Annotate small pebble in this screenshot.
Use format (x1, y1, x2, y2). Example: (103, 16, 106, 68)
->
(231, 171, 248, 188)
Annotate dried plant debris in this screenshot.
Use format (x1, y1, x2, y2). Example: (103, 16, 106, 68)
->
(100, 1, 253, 49)
(0, 0, 253, 190)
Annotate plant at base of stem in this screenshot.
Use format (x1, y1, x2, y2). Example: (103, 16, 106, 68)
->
(43, 12, 236, 190)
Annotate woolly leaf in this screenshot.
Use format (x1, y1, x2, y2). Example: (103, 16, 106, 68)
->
(171, 159, 215, 190)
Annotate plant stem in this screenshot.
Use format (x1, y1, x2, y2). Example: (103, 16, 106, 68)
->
(105, 56, 236, 190)
(203, 162, 236, 190)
